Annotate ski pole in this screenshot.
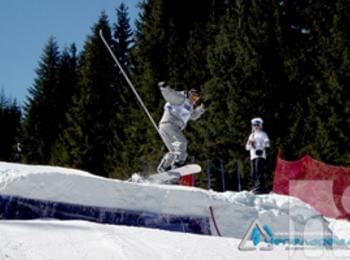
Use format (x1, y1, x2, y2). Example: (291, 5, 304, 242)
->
(99, 29, 173, 152)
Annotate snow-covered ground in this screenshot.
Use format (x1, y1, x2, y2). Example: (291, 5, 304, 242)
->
(0, 162, 349, 259)
(1, 219, 349, 260)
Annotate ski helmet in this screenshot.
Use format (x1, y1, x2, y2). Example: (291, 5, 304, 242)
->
(251, 117, 263, 125)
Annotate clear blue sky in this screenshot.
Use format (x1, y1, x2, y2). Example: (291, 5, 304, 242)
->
(0, 0, 140, 106)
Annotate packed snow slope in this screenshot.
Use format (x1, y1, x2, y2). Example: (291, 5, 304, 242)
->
(0, 219, 348, 260)
(0, 162, 332, 239)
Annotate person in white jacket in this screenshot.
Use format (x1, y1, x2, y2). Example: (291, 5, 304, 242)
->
(157, 81, 206, 173)
(245, 117, 270, 194)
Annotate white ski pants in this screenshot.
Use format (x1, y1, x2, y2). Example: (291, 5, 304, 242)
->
(158, 122, 188, 169)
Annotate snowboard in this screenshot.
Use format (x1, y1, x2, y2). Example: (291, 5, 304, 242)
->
(130, 164, 201, 184)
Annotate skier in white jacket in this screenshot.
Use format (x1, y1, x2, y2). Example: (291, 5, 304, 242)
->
(157, 82, 206, 173)
(245, 117, 270, 194)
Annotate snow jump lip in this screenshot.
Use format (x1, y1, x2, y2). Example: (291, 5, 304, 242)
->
(0, 162, 334, 239)
(0, 162, 211, 235)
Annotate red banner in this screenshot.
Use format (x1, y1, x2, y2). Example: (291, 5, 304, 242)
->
(180, 175, 195, 186)
(273, 155, 350, 220)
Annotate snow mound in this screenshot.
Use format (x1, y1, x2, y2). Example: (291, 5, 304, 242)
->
(0, 162, 332, 238)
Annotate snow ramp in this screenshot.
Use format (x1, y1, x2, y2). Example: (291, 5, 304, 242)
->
(0, 162, 332, 238)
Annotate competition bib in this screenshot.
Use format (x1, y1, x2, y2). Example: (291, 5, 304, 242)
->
(165, 101, 193, 124)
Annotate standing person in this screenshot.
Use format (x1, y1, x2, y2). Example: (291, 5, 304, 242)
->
(245, 117, 270, 194)
(157, 81, 206, 173)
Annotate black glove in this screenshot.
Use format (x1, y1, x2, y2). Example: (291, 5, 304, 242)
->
(202, 99, 212, 108)
(158, 81, 168, 88)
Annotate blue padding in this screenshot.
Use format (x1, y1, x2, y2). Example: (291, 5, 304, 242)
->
(0, 195, 211, 235)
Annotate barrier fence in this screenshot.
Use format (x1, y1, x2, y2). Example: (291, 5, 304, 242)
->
(273, 154, 350, 220)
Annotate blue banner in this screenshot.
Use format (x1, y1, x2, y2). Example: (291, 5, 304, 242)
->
(0, 194, 211, 235)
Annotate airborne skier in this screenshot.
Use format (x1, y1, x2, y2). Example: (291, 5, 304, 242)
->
(157, 82, 206, 173)
(100, 30, 204, 183)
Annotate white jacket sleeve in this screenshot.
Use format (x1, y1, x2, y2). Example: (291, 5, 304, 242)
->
(245, 134, 254, 151)
(264, 133, 270, 148)
(160, 86, 185, 105)
(190, 104, 205, 121)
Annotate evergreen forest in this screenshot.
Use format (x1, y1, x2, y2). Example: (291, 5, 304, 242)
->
(2, 0, 350, 191)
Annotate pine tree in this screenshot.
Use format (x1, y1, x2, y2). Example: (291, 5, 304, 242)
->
(113, 3, 133, 68)
(0, 91, 21, 161)
(22, 37, 60, 164)
(50, 44, 79, 165)
(304, 0, 350, 165)
(281, 0, 350, 165)
(59, 13, 119, 177)
(108, 3, 135, 178)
